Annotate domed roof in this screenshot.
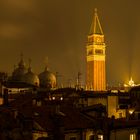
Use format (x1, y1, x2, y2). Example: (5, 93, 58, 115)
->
(18, 58, 26, 68)
(23, 67, 39, 86)
(11, 57, 27, 82)
(39, 67, 56, 89)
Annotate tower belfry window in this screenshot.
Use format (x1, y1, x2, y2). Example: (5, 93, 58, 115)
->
(95, 49, 103, 54)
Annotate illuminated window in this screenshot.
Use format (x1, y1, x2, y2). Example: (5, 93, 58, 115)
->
(36, 101, 42, 106)
(88, 50, 93, 55)
(98, 135, 103, 140)
(34, 112, 39, 117)
(95, 49, 103, 54)
(130, 133, 136, 140)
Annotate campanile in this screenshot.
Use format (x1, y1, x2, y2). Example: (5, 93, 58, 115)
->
(86, 9, 106, 91)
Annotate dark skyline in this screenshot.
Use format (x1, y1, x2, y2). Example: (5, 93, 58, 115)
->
(0, 0, 140, 86)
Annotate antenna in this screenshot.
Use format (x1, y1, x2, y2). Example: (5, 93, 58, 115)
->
(76, 72, 82, 89)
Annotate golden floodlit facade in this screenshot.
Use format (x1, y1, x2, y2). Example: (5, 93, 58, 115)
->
(86, 9, 106, 91)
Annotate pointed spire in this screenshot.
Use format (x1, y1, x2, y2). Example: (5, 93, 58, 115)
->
(18, 52, 25, 67)
(28, 58, 32, 72)
(94, 8, 97, 16)
(128, 77, 135, 87)
(89, 8, 103, 35)
(44, 57, 49, 71)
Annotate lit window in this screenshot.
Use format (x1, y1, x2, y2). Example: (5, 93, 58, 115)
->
(49, 96, 52, 100)
(88, 50, 93, 55)
(130, 133, 136, 140)
(98, 135, 103, 140)
(36, 101, 42, 106)
(95, 49, 103, 55)
(34, 112, 39, 117)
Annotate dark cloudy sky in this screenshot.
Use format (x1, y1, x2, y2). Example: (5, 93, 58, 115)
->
(0, 0, 140, 86)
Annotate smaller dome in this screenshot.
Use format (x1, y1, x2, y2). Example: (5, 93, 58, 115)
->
(39, 67, 56, 89)
(18, 58, 25, 68)
(11, 58, 27, 82)
(24, 68, 39, 86)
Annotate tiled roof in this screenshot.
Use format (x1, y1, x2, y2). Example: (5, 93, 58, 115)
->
(9, 94, 95, 131)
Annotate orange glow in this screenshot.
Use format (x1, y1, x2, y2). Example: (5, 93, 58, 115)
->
(129, 108, 135, 114)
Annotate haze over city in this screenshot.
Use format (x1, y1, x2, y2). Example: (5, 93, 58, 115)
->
(0, 0, 140, 86)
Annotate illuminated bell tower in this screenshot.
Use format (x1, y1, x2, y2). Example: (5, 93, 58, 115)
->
(86, 9, 106, 91)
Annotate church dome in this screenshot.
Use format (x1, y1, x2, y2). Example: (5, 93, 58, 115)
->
(23, 67, 39, 86)
(11, 57, 27, 82)
(39, 67, 56, 89)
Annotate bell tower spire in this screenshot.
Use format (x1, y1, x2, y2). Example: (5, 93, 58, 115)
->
(86, 9, 106, 91)
(89, 8, 103, 35)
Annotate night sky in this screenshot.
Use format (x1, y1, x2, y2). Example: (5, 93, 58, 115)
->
(0, 0, 140, 86)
